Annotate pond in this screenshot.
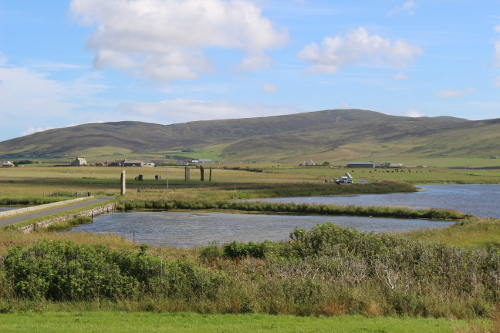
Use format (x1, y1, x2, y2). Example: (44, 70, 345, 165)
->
(0, 207, 22, 212)
(71, 211, 453, 247)
(250, 184, 500, 218)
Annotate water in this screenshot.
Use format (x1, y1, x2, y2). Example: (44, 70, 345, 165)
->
(0, 207, 22, 212)
(72, 211, 453, 247)
(250, 184, 500, 218)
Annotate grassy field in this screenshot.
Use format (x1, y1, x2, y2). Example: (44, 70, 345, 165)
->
(1, 165, 499, 199)
(0, 312, 472, 333)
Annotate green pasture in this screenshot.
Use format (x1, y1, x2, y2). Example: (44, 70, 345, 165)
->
(0, 312, 466, 333)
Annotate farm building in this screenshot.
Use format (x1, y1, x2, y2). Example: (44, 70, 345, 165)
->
(375, 162, 404, 169)
(347, 162, 375, 168)
(1, 161, 14, 167)
(108, 159, 145, 167)
(70, 157, 87, 166)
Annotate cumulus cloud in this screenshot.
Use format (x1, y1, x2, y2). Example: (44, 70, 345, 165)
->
(20, 127, 54, 137)
(437, 88, 475, 98)
(406, 110, 424, 117)
(0, 56, 110, 140)
(388, 1, 417, 17)
(117, 99, 303, 124)
(394, 72, 408, 80)
(70, 0, 288, 81)
(297, 27, 423, 74)
(261, 83, 278, 94)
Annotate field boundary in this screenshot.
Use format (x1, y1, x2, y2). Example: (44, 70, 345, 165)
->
(0, 196, 94, 219)
(19, 202, 117, 233)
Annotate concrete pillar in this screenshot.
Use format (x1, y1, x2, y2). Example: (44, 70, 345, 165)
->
(185, 167, 191, 181)
(121, 170, 126, 195)
(200, 166, 205, 181)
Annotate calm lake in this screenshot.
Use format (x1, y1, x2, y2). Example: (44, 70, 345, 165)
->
(251, 184, 500, 218)
(68, 184, 497, 247)
(72, 212, 453, 247)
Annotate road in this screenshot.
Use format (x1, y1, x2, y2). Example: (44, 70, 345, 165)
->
(354, 178, 373, 184)
(0, 196, 116, 227)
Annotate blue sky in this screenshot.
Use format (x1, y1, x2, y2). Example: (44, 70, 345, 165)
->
(1, 0, 499, 141)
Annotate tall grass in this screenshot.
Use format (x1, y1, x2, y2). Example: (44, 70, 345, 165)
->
(116, 199, 468, 220)
(0, 222, 499, 318)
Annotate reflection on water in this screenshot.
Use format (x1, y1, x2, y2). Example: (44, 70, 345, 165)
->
(251, 184, 500, 218)
(71, 212, 453, 247)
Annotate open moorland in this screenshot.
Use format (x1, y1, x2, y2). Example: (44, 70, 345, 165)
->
(1, 163, 500, 332)
(1, 109, 500, 167)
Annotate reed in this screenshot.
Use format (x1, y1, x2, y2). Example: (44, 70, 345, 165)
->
(116, 198, 469, 220)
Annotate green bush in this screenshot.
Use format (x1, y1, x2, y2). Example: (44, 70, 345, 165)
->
(3, 240, 224, 301)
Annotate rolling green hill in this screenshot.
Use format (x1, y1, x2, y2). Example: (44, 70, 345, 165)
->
(1, 109, 499, 166)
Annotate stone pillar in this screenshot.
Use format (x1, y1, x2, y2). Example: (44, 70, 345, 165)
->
(185, 167, 191, 181)
(121, 170, 126, 195)
(209, 167, 212, 182)
(200, 166, 205, 181)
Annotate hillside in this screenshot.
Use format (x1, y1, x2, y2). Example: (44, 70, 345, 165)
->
(0, 109, 499, 165)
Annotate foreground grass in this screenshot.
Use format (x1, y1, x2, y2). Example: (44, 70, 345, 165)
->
(0, 312, 462, 333)
(407, 217, 500, 248)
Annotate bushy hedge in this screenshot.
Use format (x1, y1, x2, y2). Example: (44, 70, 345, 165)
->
(3, 240, 224, 301)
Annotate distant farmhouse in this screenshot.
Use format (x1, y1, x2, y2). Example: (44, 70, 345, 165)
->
(108, 159, 147, 167)
(377, 163, 404, 169)
(347, 162, 404, 169)
(347, 162, 375, 168)
(175, 158, 213, 166)
(299, 160, 316, 166)
(1, 161, 14, 167)
(70, 157, 87, 166)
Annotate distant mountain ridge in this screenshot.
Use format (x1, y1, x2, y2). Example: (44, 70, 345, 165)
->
(0, 109, 498, 163)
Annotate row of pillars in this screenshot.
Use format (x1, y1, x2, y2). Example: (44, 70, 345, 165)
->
(121, 167, 213, 195)
(184, 166, 212, 182)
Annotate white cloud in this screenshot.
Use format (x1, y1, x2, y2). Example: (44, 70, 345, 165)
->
(388, 1, 417, 17)
(437, 88, 475, 98)
(0, 56, 110, 140)
(20, 127, 54, 137)
(261, 83, 278, 94)
(297, 28, 423, 74)
(406, 110, 424, 117)
(234, 53, 272, 72)
(495, 25, 500, 33)
(495, 75, 500, 87)
(339, 102, 350, 109)
(394, 72, 408, 80)
(117, 99, 303, 124)
(70, 0, 288, 81)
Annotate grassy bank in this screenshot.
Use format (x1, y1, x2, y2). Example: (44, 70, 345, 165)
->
(407, 217, 500, 248)
(116, 199, 468, 220)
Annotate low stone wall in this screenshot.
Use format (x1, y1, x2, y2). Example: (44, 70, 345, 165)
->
(19, 202, 117, 234)
(0, 197, 94, 219)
